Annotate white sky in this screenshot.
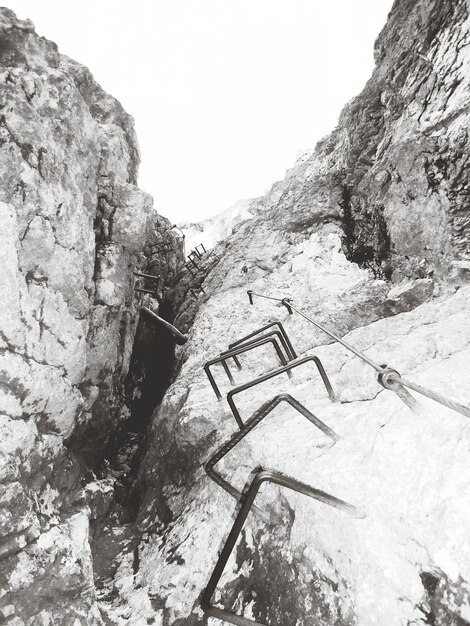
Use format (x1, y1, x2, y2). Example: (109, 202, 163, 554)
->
(7, 0, 394, 223)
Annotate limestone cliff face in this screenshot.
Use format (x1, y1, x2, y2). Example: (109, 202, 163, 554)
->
(99, 1, 470, 625)
(273, 0, 470, 282)
(0, 9, 181, 624)
(3, 1, 470, 625)
(187, 0, 470, 284)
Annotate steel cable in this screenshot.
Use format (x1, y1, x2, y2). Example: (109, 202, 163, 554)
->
(247, 290, 470, 420)
(387, 373, 470, 419)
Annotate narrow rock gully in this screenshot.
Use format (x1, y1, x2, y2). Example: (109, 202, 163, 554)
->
(80, 300, 180, 594)
(85, 242, 208, 604)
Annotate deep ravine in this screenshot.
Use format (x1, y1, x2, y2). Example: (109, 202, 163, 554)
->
(2, 1, 470, 625)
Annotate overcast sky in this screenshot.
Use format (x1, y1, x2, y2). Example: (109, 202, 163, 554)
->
(8, 0, 394, 223)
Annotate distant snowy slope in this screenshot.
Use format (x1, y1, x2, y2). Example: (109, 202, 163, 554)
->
(179, 198, 255, 252)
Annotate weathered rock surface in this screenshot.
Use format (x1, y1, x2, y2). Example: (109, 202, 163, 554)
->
(3, 0, 470, 624)
(98, 0, 470, 624)
(106, 280, 470, 626)
(0, 8, 180, 624)
(180, 198, 256, 253)
(183, 0, 470, 285)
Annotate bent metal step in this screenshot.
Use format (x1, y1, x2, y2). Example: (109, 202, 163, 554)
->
(229, 321, 297, 360)
(201, 468, 364, 626)
(226, 355, 338, 429)
(134, 270, 160, 298)
(204, 335, 291, 403)
(141, 307, 188, 345)
(205, 393, 340, 504)
(221, 329, 295, 373)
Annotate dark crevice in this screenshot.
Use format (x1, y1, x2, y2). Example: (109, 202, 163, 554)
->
(340, 184, 392, 279)
(101, 297, 178, 522)
(83, 229, 187, 588)
(125, 299, 176, 430)
(419, 572, 470, 626)
(66, 220, 186, 509)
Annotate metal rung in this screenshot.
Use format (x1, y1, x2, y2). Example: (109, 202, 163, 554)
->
(189, 249, 202, 260)
(223, 329, 295, 371)
(133, 271, 159, 281)
(150, 242, 172, 251)
(170, 225, 186, 239)
(201, 469, 363, 626)
(204, 336, 291, 409)
(227, 355, 337, 428)
(195, 243, 206, 255)
(188, 255, 200, 269)
(205, 393, 340, 504)
(191, 283, 206, 294)
(230, 321, 297, 360)
(134, 287, 157, 295)
(151, 245, 172, 252)
(141, 307, 188, 345)
(185, 263, 197, 277)
(190, 284, 206, 298)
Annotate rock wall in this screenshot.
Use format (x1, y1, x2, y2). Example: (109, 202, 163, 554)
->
(99, 1, 470, 625)
(291, 0, 470, 282)
(180, 198, 256, 254)
(3, 0, 470, 624)
(185, 0, 470, 285)
(0, 9, 181, 624)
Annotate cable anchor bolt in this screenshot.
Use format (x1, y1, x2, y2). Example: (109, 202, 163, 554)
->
(377, 365, 402, 390)
(281, 297, 293, 314)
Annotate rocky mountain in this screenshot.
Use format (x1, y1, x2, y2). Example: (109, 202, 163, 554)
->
(0, 8, 183, 624)
(1, 0, 470, 625)
(180, 198, 256, 253)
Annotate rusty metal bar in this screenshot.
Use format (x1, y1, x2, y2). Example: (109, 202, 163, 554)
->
(282, 297, 294, 314)
(188, 255, 200, 270)
(222, 330, 293, 373)
(185, 263, 197, 278)
(190, 248, 202, 260)
(247, 290, 285, 304)
(221, 338, 292, 381)
(229, 322, 297, 360)
(150, 241, 172, 250)
(133, 271, 160, 281)
(230, 354, 243, 371)
(141, 307, 188, 345)
(170, 225, 186, 239)
(227, 355, 337, 428)
(201, 469, 363, 625)
(205, 393, 340, 503)
(152, 247, 172, 256)
(170, 225, 186, 256)
(134, 287, 157, 295)
(221, 360, 235, 385)
(189, 284, 206, 299)
(192, 284, 206, 294)
(246, 291, 469, 416)
(196, 243, 206, 255)
(203, 336, 290, 407)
